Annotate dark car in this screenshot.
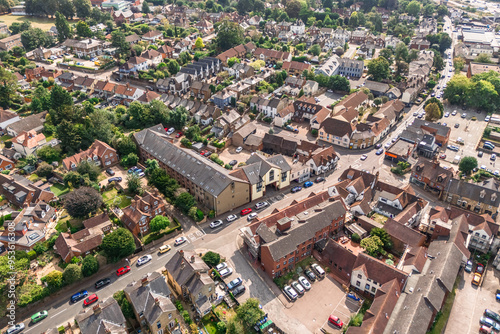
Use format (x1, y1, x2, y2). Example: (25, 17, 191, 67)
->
(315, 177, 325, 183)
(108, 177, 122, 183)
(305, 269, 316, 282)
(229, 160, 238, 166)
(291, 186, 302, 193)
(106, 168, 115, 176)
(232, 285, 246, 296)
(375, 143, 382, 149)
(71, 290, 89, 303)
(227, 277, 243, 290)
(95, 278, 111, 289)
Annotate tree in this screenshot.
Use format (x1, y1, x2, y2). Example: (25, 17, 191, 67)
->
(423, 4, 434, 17)
(76, 21, 92, 38)
(21, 28, 53, 52)
(425, 102, 441, 121)
(202, 251, 221, 267)
(437, 4, 449, 16)
(379, 48, 393, 61)
(55, 11, 72, 43)
(370, 227, 393, 250)
(170, 106, 189, 128)
(9, 20, 30, 34)
(360, 235, 383, 257)
(142, 0, 150, 13)
(63, 263, 82, 285)
(194, 36, 204, 49)
(76, 160, 100, 182)
(167, 59, 180, 75)
(113, 290, 135, 319)
(227, 318, 245, 334)
(443, 74, 471, 105)
(309, 44, 321, 56)
(349, 11, 359, 28)
(59, 0, 75, 19)
(285, 0, 302, 18)
(433, 53, 444, 71)
(214, 19, 244, 51)
(475, 53, 492, 64)
(459, 156, 478, 175)
(36, 162, 54, 178)
(25, 154, 37, 166)
(236, 298, 265, 329)
(175, 192, 195, 213)
(227, 57, 240, 68)
(406, 0, 421, 16)
(114, 135, 137, 156)
(217, 322, 227, 334)
(63, 171, 82, 188)
(50, 84, 73, 114)
(150, 215, 170, 233)
(74, 0, 91, 19)
(43, 271, 63, 291)
(394, 42, 408, 63)
(0, 66, 16, 109)
(101, 228, 136, 260)
(81, 255, 99, 277)
(470, 80, 499, 113)
(126, 172, 142, 194)
(121, 153, 139, 168)
(145, 158, 159, 175)
(64, 187, 103, 218)
(367, 56, 390, 81)
(111, 30, 130, 57)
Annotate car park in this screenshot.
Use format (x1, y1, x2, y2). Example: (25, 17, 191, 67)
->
(95, 278, 111, 289)
(465, 260, 473, 273)
(159, 245, 171, 254)
(137, 255, 152, 266)
(71, 290, 89, 303)
(360, 154, 368, 160)
(31, 311, 48, 323)
(298, 276, 311, 290)
(174, 237, 188, 246)
(226, 214, 238, 222)
(219, 268, 233, 278)
(480, 316, 500, 331)
(311, 263, 325, 278)
(216, 262, 227, 271)
(315, 177, 325, 183)
(247, 212, 258, 221)
(116, 266, 131, 276)
(210, 220, 223, 229)
(255, 202, 268, 210)
(227, 277, 243, 290)
(83, 294, 99, 306)
(283, 285, 298, 301)
(291, 186, 302, 193)
(305, 269, 316, 281)
(6, 323, 25, 334)
(236, 146, 243, 153)
(108, 177, 122, 183)
(106, 168, 115, 176)
(291, 281, 305, 295)
(480, 325, 493, 334)
(304, 181, 314, 188)
(442, 122, 447, 127)
(241, 208, 252, 215)
(447, 145, 460, 152)
(328, 315, 344, 329)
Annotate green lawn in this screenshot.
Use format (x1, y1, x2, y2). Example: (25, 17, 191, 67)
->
(202, 314, 223, 334)
(102, 188, 132, 209)
(51, 183, 70, 197)
(0, 14, 80, 30)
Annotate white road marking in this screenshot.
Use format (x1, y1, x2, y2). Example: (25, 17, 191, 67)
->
(50, 309, 66, 318)
(138, 262, 152, 270)
(25, 323, 41, 332)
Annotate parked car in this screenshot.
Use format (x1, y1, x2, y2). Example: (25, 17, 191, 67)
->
(291, 186, 302, 193)
(305, 269, 316, 282)
(159, 245, 171, 254)
(116, 266, 131, 276)
(106, 168, 115, 176)
(174, 237, 188, 246)
(209, 220, 223, 229)
(476, 263, 485, 275)
(83, 294, 99, 306)
(462, 113, 467, 118)
(108, 177, 122, 183)
(291, 281, 305, 295)
(5, 323, 25, 334)
(480, 317, 500, 331)
(95, 278, 111, 289)
(215, 262, 227, 271)
(465, 260, 473, 273)
(298, 276, 311, 290)
(473, 273, 482, 286)
(219, 268, 233, 278)
(229, 160, 238, 166)
(247, 212, 258, 221)
(283, 285, 298, 301)
(444, 112, 450, 117)
(232, 285, 246, 296)
(328, 315, 344, 329)
(226, 214, 238, 223)
(255, 202, 268, 210)
(227, 277, 243, 290)
(440, 153, 446, 159)
(304, 181, 314, 188)
(480, 325, 493, 334)
(137, 255, 152, 266)
(71, 290, 89, 303)
(315, 177, 325, 183)
(175, 131, 183, 138)
(491, 154, 497, 161)
(376, 148, 384, 155)
(31, 311, 48, 323)
(452, 110, 457, 116)
(479, 151, 484, 158)
(384, 142, 392, 149)
(311, 263, 325, 278)
(486, 116, 491, 122)
(241, 208, 252, 215)
(485, 309, 500, 323)
(375, 143, 382, 149)
(166, 127, 175, 135)
(235, 146, 243, 153)
(454, 123, 459, 128)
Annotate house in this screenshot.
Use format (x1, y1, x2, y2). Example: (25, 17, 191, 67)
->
(410, 37, 431, 50)
(124, 272, 179, 334)
(212, 90, 236, 109)
(300, 146, 339, 176)
(190, 81, 212, 101)
(75, 298, 127, 334)
(54, 213, 113, 263)
(158, 44, 174, 59)
(228, 62, 254, 79)
(125, 33, 142, 44)
(216, 42, 256, 64)
(137, 91, 161, 104)
(121, 191, 167, 237)
(0, 109, 20, 134)
(385, 36, 401, 49)
(134, 125, 250, 215)
(302, 80, 319, 96)
(0, 202, 56, 251)
(402, 118, 451, 147)
(0, 34, 22, 51)
(250, 96, 289, 119)
(113, 10, 134, 24)
(120, 56, 149, 74)
(141, 49, 163, 66)
(443, 178, 500, 218)
(231, 123, 257, 148)
(386, 87, 402, 100)
(318, 117, 355, 148)
(350, 28, 367, 43)
(164, 250, 216, 316)
(284, 76, 305, 89)
(142, 30, 163, 43)
(6, 111, 47, 137)
(290, 19, 305, 35)
(315, 54, 340, 76)
(0, 173, 55, 207)
(12, 130, 46, 157)
(467, 62, 500, 78)
(254, 48, 291, 63)
(63, 39, 109, 57)
(338, 58, 364, 78)
(0, 155, 14, 172)
(62, 140, 118, 170)
(115, 83, 145, 105)
(173, 39, 192, 55)
(364, 80, 390, 97)
(157, 73, 192, 95)
(282, 61, 311, 76)
(410, 158, 455, 197)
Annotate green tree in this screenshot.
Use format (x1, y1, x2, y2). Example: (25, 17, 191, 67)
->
(76, 160, 100, 181)
(406, 0, 421, 16)
(367, 56, 390, 81)
(170, 106, 188, 128)
(437, 4, 449, 16)
(55, 11, 72, 43)
(64, 187, 103, 218)
(423, 4, 434, 17)
(126, 172, 142, 194)
(113, 290, 135, 318)
(81, 255, 99, 277)
(369, 227, 393, 250)
(21, 28, 53, 52)
(101, 228, 136, 261)
(459, 156, 478, 175)
(475, 53, 493, 64)
(424, 102, 441, 121)
(74, 0, 91, 19)
(36, 162, 54, 178)
(63, 263, 82, 285)
(0, 66, 17, 109)
(114, 135, 137, 156)
(121, 152, 139, 168)
(111, 30, 130, 57)
(227, 318, 245, 334)
(285, 0, 302, 18)
(175, 192, 195, 213)
(309, 44, 321, 56)
(25, 154, 37, 166)
(142, 1, 150, 13)
(43, 271, 63, 291)
(202, 251, 221, 267)
(394, 42, 408, 63)
(424, 97, 444, 114)
(236, 298, 265, 329)
(194, 36, 204, 49)
(443, 74, 471, 105)
(469, 80, 498, 113)
(349, 11, 359, 28)
(227, 57, 240, 68)
(50, 84, 73, 114)
(150, 215, 170, 233)
(360, 235, 383, 257)
(214, 19, 244, 51)
(167, 59, 180, 75)
(63, 171, 82, 188)
(59, 0, 75, 19)
(76, 21, 92, 38)
(145, 158, 159, 175)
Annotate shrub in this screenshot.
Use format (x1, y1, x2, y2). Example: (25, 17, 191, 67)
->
(351, 233, 361, 243)
(63, 264, 82, 285)
(180, 137, 192, 148)
(311, 129, 318, 137)
(202, 251, 221, 267)
(27, 250, 37, 260)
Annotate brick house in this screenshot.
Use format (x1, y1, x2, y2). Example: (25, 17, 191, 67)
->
(190, 81, 212, 100)
(12, 130, 46, 157)
(0, 34, 22, 51)
(121, 191, 167, 236)
(62, 140, 118, 170)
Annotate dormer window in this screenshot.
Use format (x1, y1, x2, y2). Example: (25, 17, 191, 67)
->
(480, 190, 486, 198)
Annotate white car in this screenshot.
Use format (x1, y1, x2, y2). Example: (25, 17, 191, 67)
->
(137, 255, 152, 266)
(298, 276, 311, 290)
(219, 267, 233, 278)
(216, 262, 227, 271)
(226, 214, 238, 222)
(384, 142, 392, 149)
(247, 212, 258, 221)
(235, 146, 243, 153)
(291, 281, 305, 295)
(360, 154, 368, 161)
(166, 127, 175, 135)
(255, 201, 268, 210)
(209, 220, 223, 229)
(6, 324, 25, 334)
(174, 236, 188, 246)
(283, 285, 298, 301)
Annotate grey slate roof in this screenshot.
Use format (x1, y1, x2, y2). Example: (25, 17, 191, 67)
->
(242, 154, 291, 185)
(144, 293, 176, 326)
(411, 119, 451, 138)
(134, 125, 247, 197)
(75, 297, 127, 334)
(124, 272, 172, 318)
(447, 178, 500, 208)
(7, 111, 47, 135)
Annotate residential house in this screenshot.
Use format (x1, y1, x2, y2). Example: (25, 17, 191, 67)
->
(12, 130, 46, 157)
(142, 30, 163, 43)
(443, 178, 500, 218)
(0, 34, 22, 51)
(385, 36, 401, 49)
(75, 298, 127, 334)
(134, 125, 250, 215)
(173, 39, 192, 55)
(302, 80, 319, 96)
(250, 96, 288, 119)
(410, 37, 431, 50)
(0, 173, 55, 207)
(62, 140, 118, 170)
(157, 73, 192, 95)
(141, 49, 163, 67)
(282, 61, 311, 76)
(137, 91, 161, 104)
(190, 81, 212, 101)
(158, 44, 174, 59)
(63, 39, 109, 57)
(0, 109, 20, 134)
(338, 58, 364, 78)
(364, 80, 390, 97)
(0, 155, 14, 172)
(125, 33, 142, 44)
(216, 42, 256, 64)
(350, 28, 367, 43)
(315, 54, 340, 76)
(410, 158, 455, 197)
(300, 146, 339, 176)
(0, 202, 56, 251)
(212, 90, 236, 109)
(318, 117, 355, 148)
(228, 63, 254, 79)
(119, 56, 149, 75)
(290, 19, 305, 35)
(254, 48, 291, 63)
(54, 213, 113, 263)
(164, 250, 216, 316)
(115, 83, 145, 105)
(231, 123, 257, 148)
(121, 191, 167, 237)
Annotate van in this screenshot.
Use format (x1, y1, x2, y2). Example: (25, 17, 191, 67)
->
(311, 263, 325, 278)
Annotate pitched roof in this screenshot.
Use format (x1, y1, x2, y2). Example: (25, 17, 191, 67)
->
(62, 140, 116, 170)
(383, 219, 426, 248)
(0, 109, 18, 123)
(352, 253, 409, 289)
(7, 111, 47, 135)
(320, 117, 355, 137)
(124, 271, 172, 318)
(75, 298, 127, 334)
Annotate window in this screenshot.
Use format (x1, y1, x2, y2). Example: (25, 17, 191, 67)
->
(357, 274, 362, 279)
(356, 281, 360, 287)
(281, 172, 287, 182)
(365, 284, 370, 290)
(283, 260, 287, 265)
(371, 287, 376, 293)
(276, 264, 280, 269)
(157, 321, 162, 329)
(209, 287, 212, 292)
(269, 170, 275, 181)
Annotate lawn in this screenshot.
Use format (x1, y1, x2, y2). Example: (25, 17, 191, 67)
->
(27, 173, 39, 182)
(427, 276, 459, 334)
(213, 302, 236, 322)
(202, 314, 223, 334)
(371, 213, 389, 225)
(102, 188, 132, 209)
(0, 14, 79, 30)
(51, 183, 70, 197)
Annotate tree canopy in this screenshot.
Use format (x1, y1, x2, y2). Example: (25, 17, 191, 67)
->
(214, 19, 244, 51)
(64, 187, 103, 218)
(367, 56, 390, 81)
(101, 228, 136, 261)
(459, 156, 478, 175)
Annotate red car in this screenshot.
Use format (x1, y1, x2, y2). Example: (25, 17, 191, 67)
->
(83, 294, 98, 306)
(116, 266, 131, 276)
(328, 315, 343, 329)
(240, 208, 252, 215)
(176, 131, 183, 138)
(476, 263, 485, 275)
(200, 150, 206, 156)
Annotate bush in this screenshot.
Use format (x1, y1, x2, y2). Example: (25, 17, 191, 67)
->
(81, 255, 99, 277)
(63, 264, 82, 285)
(311, 129, 318, 137)
(202, 251, 221, 267)
(351, 233, 361, 243)
(182, 310, 192, 324)
(180, 137, 192, 148)
(27, 250, 37, 260)
(224, 164, 233, 170)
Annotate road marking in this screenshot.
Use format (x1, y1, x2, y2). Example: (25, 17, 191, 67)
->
(138, 262, 152, 270)
(50, 309, 66, 318)
(25, 323, 41, 333)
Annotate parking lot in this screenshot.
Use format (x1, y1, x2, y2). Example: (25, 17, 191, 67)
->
(317, 91, 344, 109)
(446, 265, 500, 334)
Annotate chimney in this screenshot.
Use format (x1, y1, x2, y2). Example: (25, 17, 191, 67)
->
(141, 275, 149, 286)
(190, 255, 195, 263)
(93, 304, 102, 315)
(180, 260, 185, 269)
(155, 298, 160, 306)
(179, 250, 184, 257)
